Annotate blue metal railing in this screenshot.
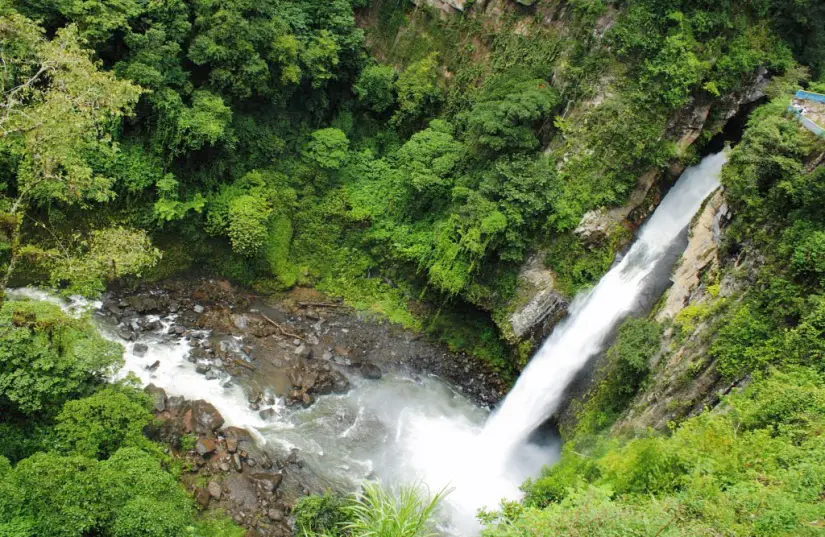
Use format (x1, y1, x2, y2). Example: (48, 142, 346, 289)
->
(795, 90, 825, 104)
(790, 90, 825, 137)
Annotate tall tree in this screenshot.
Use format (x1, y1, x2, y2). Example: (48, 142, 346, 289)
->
(0, 13, 145, 296)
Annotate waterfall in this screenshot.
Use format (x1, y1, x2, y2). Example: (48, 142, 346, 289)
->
(3, 151, 729, 535)
(480, 151, 728, 462)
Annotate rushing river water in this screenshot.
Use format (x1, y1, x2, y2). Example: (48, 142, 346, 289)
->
(7, 151, 727, 535)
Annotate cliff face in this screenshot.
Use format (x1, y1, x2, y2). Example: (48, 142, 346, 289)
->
(615, 189, 735, 432)
(499, 76, 769, 349)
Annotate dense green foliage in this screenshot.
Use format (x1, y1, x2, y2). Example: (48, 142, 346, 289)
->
(0, 300, 122, 416)
(0, 299, 242, 536)
(2, 0, 821, 370)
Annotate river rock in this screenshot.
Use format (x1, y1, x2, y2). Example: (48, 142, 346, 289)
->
(133, 343, 149, 357)
(194, 304, 205, 314)
(232, 314, 249, 329)
(251, 473, 283, 493)
(232, 453, 243, 472)
(205, 369, 219, 381)
(191, 400, 225, 434)
(196, 437, 217, 456)
(146, 360, 160, 372)
(117, 327, 135, 341)
(128, 295, 168, 314)
(144, 384, 167, 412)
(259, 408, 275, 420)
(360, 363, 382, 380)
(268, 509, 284, 522)
(196, 363, 211, 374)
(142, 319, 161, 332)
(208, 480, 222, 500)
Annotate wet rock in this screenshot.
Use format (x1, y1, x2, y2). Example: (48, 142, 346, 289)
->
(302, 393, 313, 406)
(286, 449, 299, 465)
(144, 384, 167, 412)
(260, 452, 273, 470)
(331, 371, 350, 393)
(205, 370, 220, 381)
(251, 473, 283, 493)
(196, 437, 217, 456)
(208, 480, 222, 500)
(117, 327, 135, 341)
(191, 400, 225, 434)
(232, 314, 249, 330)
(142, 319, 161, 332)
(232, 453, 243, 472)
(146, 360, 161, 372)
(128, 295, 168, 314)
(225, 437, 239, 453)
(360, 363, 382, 380)
(168, 395, 186, 411)
(133, 343, 149, 357)
(259, 408, 275, 421)
(190, 347, 210, 361)
(196, 363, 211, 374)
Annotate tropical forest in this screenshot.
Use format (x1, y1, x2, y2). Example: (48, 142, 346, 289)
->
(1, 0, 825, 535)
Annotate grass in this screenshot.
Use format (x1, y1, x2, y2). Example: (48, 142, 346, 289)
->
(344, 482, 451, 537)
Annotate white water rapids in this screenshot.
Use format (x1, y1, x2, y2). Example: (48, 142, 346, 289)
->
(7, 151, 727, 535)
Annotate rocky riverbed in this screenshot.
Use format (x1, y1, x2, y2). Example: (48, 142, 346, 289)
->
(99, 278, 509, 536)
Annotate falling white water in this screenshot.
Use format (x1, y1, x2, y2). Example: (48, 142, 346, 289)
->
(480, 151, 728, 463)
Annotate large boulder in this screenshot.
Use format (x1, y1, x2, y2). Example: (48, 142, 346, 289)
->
(144, 384, 167, 413)
(191, 400, 225, 434)
(126, 294, 169, 314)
(501, 253, 569, 344)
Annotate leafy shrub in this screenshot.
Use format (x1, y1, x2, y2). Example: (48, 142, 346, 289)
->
(355, 64, 398, 114)
(293, 492, 352, 537)
(304, 128, 351, 171)
(55, 387, 153, 459)
(228, 195, 273, 257)
(710, 304, 776, 379)
(111, 496, 190, 537)
(393, 53, 442, 128)
(0, 300, 123, 416)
